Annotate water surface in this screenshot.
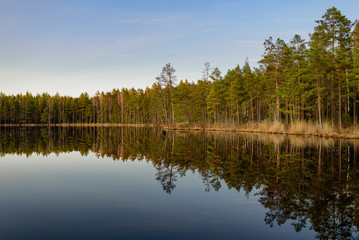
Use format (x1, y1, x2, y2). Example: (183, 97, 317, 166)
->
(0, 127, 358, 239)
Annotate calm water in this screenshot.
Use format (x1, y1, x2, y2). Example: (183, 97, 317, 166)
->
(0, 127, 358, 240)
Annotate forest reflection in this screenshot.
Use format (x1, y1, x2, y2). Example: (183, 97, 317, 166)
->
(1, 126, 359, 239)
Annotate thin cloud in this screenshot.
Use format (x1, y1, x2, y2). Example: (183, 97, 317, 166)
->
(201, 28, 216, 33)
(213, 1, 245, 9)
(114, 34, 164, 49)
(112, 34, 167, 54)
(102, 12, 190, 26)
(227, 40, 263, 47)
(115, 35, 157, 43)
(270, 30, 311, 39)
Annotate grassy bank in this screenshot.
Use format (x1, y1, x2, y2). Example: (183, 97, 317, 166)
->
(1, 121, 359, 139)
(165, 121, 359, 139)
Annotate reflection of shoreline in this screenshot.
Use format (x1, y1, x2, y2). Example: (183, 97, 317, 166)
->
(1, 126, 359, 238)
(164, 124, 359, 140)
(0, 123, 161, 127)
(2, 123, 359, 140)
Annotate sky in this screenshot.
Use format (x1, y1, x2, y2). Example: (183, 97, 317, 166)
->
(0, 0, 358, 97)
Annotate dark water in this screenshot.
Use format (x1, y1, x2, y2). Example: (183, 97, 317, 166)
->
(0, 127, 359, 240)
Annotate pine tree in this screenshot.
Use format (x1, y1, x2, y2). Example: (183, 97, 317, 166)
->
(353, 22, 359, 125)
(225, 65, 243, 124)
(309, 22, 330, 126)
(315, 7, 352, 128)
(259, 37, 286, 121)
(243, 59, 254, 122)
(156, 63, 177, 126)
(290, 34, 307, 120)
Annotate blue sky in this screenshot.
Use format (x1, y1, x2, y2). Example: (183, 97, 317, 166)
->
(1, 0, 358, 97)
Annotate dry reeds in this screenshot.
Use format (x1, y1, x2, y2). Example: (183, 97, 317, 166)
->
(2, 121, 359, 140)
(235, 120, 359, 139)
(287, 121, 335, 135)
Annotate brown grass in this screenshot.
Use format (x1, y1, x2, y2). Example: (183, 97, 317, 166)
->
(2, 121, 359, 140)
(287, 121, 336, 135)
(166, 120, 359, 139)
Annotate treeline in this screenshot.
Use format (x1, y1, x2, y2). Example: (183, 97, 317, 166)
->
(1, 7, 359, 128)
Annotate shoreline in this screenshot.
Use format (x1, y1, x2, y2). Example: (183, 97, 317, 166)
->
(164, 127, 359, 139)
(0, 123, 163, 127)
(1, 122, 359, 140)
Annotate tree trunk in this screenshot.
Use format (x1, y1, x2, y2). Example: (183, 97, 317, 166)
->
(285, 100, 288, 124)
(316, 68, 322, 127)
(339, 69, 342, 129)
(354, 88, 357, 127)
(298, 57, 301, 121)
(331, 24, 335, 126)
(250, 94, 254, 122)
(331, 71, 334, 125)
(275, 59, 280, 122)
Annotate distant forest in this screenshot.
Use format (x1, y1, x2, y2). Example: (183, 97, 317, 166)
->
(1, 7, 359, 128)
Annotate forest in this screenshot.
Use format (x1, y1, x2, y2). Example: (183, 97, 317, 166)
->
(1, 7, 359, 130)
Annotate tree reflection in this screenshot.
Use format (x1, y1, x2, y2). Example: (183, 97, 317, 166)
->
(156, 162, 178, 194)
(1, 127, 359, 239)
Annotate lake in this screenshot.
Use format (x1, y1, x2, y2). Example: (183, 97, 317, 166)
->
(0, 127, 358, 240)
